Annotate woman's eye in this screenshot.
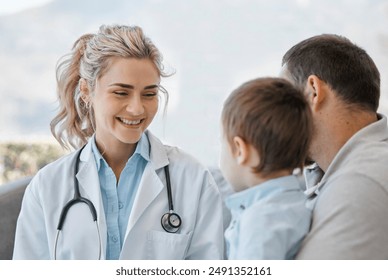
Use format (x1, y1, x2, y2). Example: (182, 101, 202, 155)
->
(114, 91, 127, 96)
(143, 92, 158, 98)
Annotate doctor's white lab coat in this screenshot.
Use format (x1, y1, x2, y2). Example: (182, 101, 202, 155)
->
(13, 131, 224, 259)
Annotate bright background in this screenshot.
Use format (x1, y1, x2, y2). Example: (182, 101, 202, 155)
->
(1, 0, 388, 168)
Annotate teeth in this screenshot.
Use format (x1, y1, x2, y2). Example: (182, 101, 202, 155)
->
(120, 118, 141, 125)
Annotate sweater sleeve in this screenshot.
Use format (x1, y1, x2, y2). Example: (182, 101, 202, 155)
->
(296, 174, 388, 259)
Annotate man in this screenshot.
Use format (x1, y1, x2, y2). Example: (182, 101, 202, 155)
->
(281, 34, 388, 259)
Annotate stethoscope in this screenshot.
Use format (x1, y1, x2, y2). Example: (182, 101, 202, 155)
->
(53, 145, 182, 259)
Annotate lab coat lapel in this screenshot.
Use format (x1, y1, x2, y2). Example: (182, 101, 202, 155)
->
(124, 131, 169, 235)
(125, 164, 164, 234)
(75, 141, 107, 258)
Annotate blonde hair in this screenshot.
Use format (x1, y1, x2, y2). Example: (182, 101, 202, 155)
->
(51, 24, 169, 149)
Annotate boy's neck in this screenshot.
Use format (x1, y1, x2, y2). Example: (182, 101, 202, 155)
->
(245, 169, 293, 189)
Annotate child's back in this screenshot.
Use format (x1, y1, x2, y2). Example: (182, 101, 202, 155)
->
(219, 77, 313, 259)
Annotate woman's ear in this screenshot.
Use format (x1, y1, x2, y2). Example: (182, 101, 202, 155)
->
(79, 78, 90, 103)
(305, 75, 327, 112)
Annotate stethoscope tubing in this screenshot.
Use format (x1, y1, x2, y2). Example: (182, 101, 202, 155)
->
(54, 221, 102, 260)
(53, 144, 181, 259)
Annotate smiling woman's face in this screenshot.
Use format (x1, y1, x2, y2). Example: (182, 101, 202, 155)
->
(88, 57, 160, 150)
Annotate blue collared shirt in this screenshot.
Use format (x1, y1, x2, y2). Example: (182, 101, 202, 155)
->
(224, 175, 311, 260)
(91, 134, 150, 260)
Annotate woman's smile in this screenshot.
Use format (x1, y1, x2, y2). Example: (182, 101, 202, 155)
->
(117, 117, 145, 127)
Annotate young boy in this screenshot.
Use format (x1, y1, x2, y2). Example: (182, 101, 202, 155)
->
(220, 77, 312, 259)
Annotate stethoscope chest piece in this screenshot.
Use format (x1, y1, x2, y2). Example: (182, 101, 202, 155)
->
(55, 146, 182, 259)
(161, 211, 182, 233)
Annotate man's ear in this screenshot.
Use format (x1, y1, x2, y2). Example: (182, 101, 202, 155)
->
(232, 136, 249, 165)
(305, 75, 327, 112)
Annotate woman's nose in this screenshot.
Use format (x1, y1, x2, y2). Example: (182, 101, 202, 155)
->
(126, 94, 144, 115)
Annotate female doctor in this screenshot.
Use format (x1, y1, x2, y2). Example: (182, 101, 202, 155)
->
(13, 24, 224, 260)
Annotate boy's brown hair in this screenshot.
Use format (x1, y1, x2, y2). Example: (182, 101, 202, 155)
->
(222, 77, 312, 175)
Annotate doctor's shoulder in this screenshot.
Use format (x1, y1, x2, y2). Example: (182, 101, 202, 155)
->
(25, 150, 79, 200)
(162, 144, 219, 192)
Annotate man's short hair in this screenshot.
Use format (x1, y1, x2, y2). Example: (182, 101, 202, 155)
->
(222, 77, 312, 174)
(282, 34, 380, 112)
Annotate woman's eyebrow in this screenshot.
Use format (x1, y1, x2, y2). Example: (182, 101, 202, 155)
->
(144, 84, 159, 90)
(109, 83, 134, 89)
(108, 83, 159, 90)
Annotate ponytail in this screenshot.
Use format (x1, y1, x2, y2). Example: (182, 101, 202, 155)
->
(50, 34, 94, 150)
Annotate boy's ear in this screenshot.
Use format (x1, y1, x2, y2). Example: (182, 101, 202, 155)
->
(232, 136, 249, 165)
